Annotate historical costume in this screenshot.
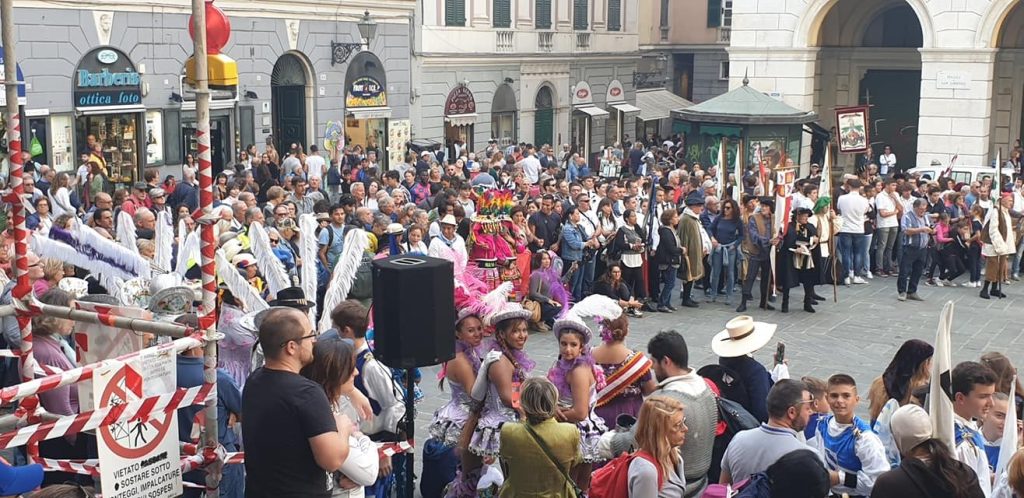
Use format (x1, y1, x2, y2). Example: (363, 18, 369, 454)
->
(980, 193, 1016, 299)
(778, 207, 820, 313)
(676, 192, 710, 307)
(811, 196, 843, 285)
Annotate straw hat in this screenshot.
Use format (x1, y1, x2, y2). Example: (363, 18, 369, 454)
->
(711, 315, 777, 357)
(439, 214, 458, 226)
(483, 300, 532, 327)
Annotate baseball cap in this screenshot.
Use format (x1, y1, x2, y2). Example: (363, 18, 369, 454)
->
(150, 187, 166, 198)
(277, 217, 299, 231)
(0, 460, 43, 495)
(132, 181, 148, 191)
(889, 404, 933, 455)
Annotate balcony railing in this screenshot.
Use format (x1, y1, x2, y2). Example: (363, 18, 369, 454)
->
(497, 31, 514, 52)
(539, 32, 554, 52)
(719, 27, 731, 43)
(575, 32, 591, 52)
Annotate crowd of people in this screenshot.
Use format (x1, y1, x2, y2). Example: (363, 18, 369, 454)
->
(0, 134, 1020, 498)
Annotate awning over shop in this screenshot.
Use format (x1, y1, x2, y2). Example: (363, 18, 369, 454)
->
(348, 107, 392, 120)
(445, 113, 478, 127)
(574, 105, 609, 119)
(608, 102, 641, 115)
(636, 88, 693, 122)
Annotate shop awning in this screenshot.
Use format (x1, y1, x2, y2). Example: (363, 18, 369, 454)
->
(636, 89, 693, 122)
(608, 102, 641, 115)
(348, 107, 392, 120)
(445, 113, 478, 127)
(574, 105, 609, 119)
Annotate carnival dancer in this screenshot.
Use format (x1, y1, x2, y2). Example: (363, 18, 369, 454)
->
(467, 299, 535, 461)
(951, 361, 998, 497)
(465, 189, 519, 292)
(778, 207, 819, 313)
(980, 193, 1016, 299)
(810, 374, 889, 498)
(592, 311, 655, 425)
(548, 295, 620, 491)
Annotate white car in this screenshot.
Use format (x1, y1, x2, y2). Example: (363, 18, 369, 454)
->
(906, 164, 1012, 186)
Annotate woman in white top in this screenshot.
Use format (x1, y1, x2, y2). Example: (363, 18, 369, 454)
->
(48, 172, 74, 219)
(628, 395, 688, 498)
(301, 337, 380, 498)
(401, 226, 429, 255)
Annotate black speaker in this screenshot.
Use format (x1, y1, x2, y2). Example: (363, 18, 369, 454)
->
(372, 255, 455, 369)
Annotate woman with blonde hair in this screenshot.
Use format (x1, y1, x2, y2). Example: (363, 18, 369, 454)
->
(33, 258, 65, 297)
(628, 395, 688, 497)
(498, 376, 582, 497)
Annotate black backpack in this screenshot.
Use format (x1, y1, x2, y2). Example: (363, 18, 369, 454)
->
(699, 364, 760, 484)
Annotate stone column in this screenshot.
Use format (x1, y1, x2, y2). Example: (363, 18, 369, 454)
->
(516, 0, 534, 29)
(471, 0, 490, 27)
(917, 48, 997, 167)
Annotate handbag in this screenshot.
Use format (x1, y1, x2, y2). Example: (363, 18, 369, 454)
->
(522, 423, 582, 497)
(521, 298, 542, 324)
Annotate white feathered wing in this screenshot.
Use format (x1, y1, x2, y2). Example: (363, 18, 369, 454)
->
(317, 228, 369, 333)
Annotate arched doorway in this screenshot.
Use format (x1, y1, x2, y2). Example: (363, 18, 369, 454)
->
(271, 53, 312, 155)
(991, 2, 1024, 156)
(344, 52, 390, 166)
(492, 84, 517, 147)
(534, 86, 554, 147)
(814, 1, 924, 172)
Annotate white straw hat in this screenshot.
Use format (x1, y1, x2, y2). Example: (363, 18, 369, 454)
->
(711, 315, 777, 358)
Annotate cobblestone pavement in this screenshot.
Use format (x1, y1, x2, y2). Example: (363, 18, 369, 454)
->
(408, 278, 1023, 493)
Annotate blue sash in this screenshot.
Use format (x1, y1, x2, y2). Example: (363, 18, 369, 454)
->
(954, 422, 986, 450)
(984, 443, 1000, 472)
(821, 415, 871, 472)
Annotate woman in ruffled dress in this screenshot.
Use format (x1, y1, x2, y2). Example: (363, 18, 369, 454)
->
(548, 295, 620, 491)
(217, 290, 257, 389)
(592, 313, 656, 426)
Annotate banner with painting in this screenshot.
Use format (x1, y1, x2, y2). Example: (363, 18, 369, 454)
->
(835, 105, 870, 153)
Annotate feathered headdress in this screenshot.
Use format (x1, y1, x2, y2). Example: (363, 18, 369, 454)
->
(248, 221, 291, 298)
(216, 249, 270, 314)
(299, 214, 320, 324)
(116, 211, 138, 255)
(317, 228, 370, 333)
(154, 210, 174, 272)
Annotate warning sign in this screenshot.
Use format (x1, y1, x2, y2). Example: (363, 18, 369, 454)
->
(94, 352, 182, 498)
(75, 302, 148, 409)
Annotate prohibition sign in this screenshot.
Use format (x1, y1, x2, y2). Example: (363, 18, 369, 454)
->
(98, 365, 173, 459)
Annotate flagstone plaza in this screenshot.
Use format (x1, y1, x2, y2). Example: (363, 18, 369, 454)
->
(415, 281, 1023, 435)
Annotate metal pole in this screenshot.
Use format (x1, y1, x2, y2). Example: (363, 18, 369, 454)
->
(31, 303, 191, 338)
(403, 368, 414, 498)
(2, 0, 39, 456)
(190, 0, 221, 491)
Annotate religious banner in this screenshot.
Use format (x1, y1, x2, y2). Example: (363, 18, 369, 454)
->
(835, 105, 870, 153)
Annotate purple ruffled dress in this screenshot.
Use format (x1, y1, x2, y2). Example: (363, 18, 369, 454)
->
(428, 380, 474, 448)
(217, 304, 256, 389)
(468, 380, 518, 458)
(558, 384, 608, 463)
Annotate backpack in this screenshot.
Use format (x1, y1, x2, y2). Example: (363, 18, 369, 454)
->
(701, 475, 768, 498)
(699, 370, 760, 484)
(349, 251, 374, 300)
(590, 450, 662, 498)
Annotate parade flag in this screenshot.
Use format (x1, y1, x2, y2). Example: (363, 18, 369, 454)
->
(733, 139, 744, 200)
(929, 301, 955, 452)
(754, 143, 767, 195)
(941, 153, 958, 179)
(819, 146, 832, 200)
(996, 376, 1018, 476)
(720, 137, 729, 189)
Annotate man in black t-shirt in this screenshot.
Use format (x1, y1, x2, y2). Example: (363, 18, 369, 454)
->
(528, 194, 562, 252)
(242, 308, 354, 498)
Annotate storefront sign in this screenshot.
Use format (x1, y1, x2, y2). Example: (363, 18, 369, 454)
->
(606, 79, 624, 103)
(74, 47, 143, 109)
(0, 48, 26, 106)
(346, 76, 387, 108)
(444, 85, 477, 116)
(572, 81, 593, 106)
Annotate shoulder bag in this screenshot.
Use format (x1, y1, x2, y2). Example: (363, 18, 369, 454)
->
(522, 423, 583, 497)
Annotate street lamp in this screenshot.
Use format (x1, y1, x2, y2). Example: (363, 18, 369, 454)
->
(332, 11, 376, 66)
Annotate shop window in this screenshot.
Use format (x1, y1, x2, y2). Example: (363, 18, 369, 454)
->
(494, 0, 511, 28)
(446, 0, 466, 26)
(536, 0, 552, 29)
(76, 113, 140, 184)
(608, 0, 621, 31)
(163, 109, 182, 165)
(49, 115, 73, 173)
(145, 110, 164, 166)
(574, 0, 589, 30)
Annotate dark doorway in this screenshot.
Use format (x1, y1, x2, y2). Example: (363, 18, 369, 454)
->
(271, 54, 309, 154)
(534, 86, 554, 147)
(183, 116, 229, 177)
(860, 69, 921, 172)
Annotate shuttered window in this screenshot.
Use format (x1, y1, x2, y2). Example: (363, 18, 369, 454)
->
(574, 0, 589, 30)
(707, 0, 722, 27)
(446, 0, 466, 26)
(608, 0, 621, 31)
(494, 0, 511, 28)
(536, 0, 552, 29)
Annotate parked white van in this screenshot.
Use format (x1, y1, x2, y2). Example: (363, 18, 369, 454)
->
(906, 164, 1012, 186)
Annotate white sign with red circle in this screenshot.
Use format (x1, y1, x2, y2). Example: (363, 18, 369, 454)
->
(607, 79, 625, 102)
(572, 81, 594, 106)
(94, 353, 182, 498)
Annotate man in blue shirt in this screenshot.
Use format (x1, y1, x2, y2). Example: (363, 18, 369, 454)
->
(175, 314, 243, 498)
(897, 198, 933, 302)
(318, 204, 347, 273)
